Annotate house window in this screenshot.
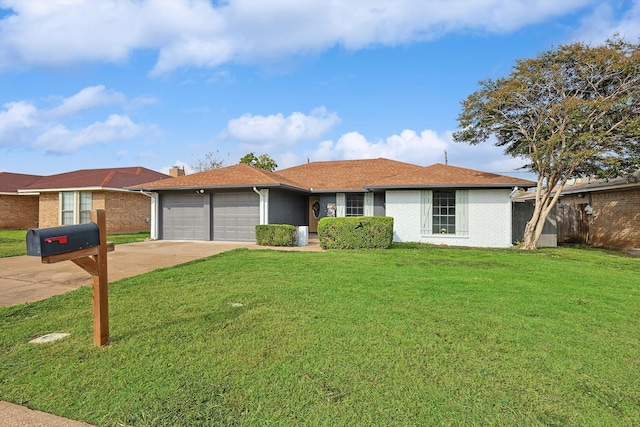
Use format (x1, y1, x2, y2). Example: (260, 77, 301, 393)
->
(346, 193, 364, 216)
(60, 191, 93, 225)
(61, 191, 75, 225)
(421, 189, 469, 236)
(432, 190, 456, 234)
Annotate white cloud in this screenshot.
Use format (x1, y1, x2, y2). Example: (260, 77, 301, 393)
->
(571, 0, 640, 44)
(46, 85, 126, 118)
(224, 107, 340, 149)
(34, 114, 144, 154)
(303, 128, 535, 178)
(0, 0, 611, 75)
(0, 101, 39, 147)
(309, 129, 448, 165)
(0, 85, 156, 154)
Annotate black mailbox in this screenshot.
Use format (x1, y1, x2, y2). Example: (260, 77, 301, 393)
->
(26, 223, 101, 257)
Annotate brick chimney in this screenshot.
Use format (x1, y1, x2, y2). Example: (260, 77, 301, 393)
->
(169, 166, 185, 177)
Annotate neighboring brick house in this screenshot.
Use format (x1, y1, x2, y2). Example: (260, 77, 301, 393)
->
(0, 172, 43, 229)
(555, 171, 639, 251)
(134, 159, 536, 247)
(17, 167, 170, 234)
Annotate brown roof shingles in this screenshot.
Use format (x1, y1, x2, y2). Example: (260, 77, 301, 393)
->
(367, 163, 535, 189)
(277, 158, 425, 192)
(132, 163, 307, 190)
(132, 159, 535, 192)
(20, 167, 170, 191)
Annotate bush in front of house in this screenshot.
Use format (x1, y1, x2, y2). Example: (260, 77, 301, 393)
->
(255, 224, 297, 246)
(318, 216, 394, 249)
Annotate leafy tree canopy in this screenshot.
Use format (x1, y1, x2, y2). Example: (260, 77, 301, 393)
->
(239, 152, 278, 171)
(453, 37, 639, 249)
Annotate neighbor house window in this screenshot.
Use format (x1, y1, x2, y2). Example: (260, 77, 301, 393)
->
(432, 190, 456, 234)
(421, 189, 469, 236)
(60, 191, 93, 225)
(346, 193, 364, 216)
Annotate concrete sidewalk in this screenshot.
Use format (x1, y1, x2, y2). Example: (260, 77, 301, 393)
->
(0, 239, 323, 426)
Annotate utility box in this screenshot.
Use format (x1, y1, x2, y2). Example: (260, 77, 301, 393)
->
(297, 226, 308, 246)
(26, 223, 101, 257)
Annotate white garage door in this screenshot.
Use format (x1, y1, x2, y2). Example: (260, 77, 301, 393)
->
(213, 192, 259, 241)
(162, 194, 207, 240)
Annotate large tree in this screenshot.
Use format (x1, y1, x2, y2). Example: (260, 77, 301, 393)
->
(191, 150, 226, 172)
(239, 152, 278, 171)
(453, 37, 640, 250)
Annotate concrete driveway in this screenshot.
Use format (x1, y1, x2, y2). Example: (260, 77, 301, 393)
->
(0, 239, 322, 307)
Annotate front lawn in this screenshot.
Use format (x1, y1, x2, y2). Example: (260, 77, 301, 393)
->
(1, 246, 638, 426)
(0, 229, 150, 258)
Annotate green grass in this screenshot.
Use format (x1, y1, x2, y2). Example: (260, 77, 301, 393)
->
(1, 245, 639, 426)
(0, 229, 149, 258)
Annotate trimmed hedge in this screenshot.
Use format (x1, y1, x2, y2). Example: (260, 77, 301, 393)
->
(318, 216, 394, 249)
(255, 224, 297, 246)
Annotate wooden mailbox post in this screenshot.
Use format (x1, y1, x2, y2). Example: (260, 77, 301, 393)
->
(26, 209, 114, 346)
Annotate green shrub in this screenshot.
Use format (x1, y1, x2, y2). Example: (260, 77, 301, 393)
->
(255, 224, 297, 246)
(318, 216, 393, 249)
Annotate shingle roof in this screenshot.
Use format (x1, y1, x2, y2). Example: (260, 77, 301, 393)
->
(558, 170, 640, 195)
(0, 172, 44, 193)
(366, 163, 536, 189)
(131, 159, 535, 192)
(20, 167, 169, 191)
(277, 158, 425, 192)
(132, 163, 307, 191)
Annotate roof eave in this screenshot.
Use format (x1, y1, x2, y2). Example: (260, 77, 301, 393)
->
(131, 183, 307, 192)
(18, 186, 133, 193)
(365, 183, 533, 190)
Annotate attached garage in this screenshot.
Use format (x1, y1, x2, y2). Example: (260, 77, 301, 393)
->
(213, 192, 259, 241)
(160, 191, 259, 241)
(161, 193, 208, 240)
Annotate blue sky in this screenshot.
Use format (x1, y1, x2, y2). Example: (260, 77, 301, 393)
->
(1, 0, 638, 179)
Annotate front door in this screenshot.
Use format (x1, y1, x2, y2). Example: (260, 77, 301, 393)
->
(309, 197, 320, 232)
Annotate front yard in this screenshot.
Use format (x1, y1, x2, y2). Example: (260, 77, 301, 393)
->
(1, 245, 638, 426)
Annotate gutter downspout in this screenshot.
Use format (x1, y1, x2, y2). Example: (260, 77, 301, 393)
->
(253, 187, 268, 225)
(138, 190, 159, 240)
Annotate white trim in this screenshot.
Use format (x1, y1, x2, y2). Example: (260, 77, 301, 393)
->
(364, 192, 374, 216)
(336, 193, 346, 217)
(19, 186, 133, 194)
(260, 189, 269, 224)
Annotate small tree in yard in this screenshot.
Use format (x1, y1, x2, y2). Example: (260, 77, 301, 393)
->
(454, 37, 640, 250)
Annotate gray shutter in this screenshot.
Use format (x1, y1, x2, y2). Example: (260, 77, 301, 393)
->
(420, 190, 432, 235)
(455, 190, 469, 236)
(336, 193, 346, 217)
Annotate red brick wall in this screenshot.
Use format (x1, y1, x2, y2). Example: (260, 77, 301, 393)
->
(38, 190, 151, 233)
(588, 189, 639, 251)
(104, 191, 151, 233)
(560, 188, 640, 251)
(38, 192, 59, 229)
(0, 194, 39, 229)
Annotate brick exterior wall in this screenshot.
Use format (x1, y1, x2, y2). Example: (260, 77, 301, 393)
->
(37, 190, 151, 233)
(386, 189, 513, 248)
(104, 191, 151, 233)
(0, 195, 39, 229)
(38, 192, 59, 229)
(559, 188, 639, 251)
